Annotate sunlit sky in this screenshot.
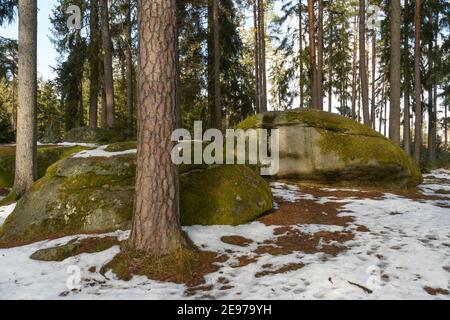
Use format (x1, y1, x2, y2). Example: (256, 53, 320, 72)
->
(0, 0, 59, 80)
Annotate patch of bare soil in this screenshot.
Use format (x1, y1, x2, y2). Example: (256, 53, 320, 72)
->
(220, 235, 253, 247)
(423, 286, 449, 296)
(255, 263, 305, 278)
(230, 255, 259, 268)
(254, 227, 354, 256)
(259, 199, 353, 227)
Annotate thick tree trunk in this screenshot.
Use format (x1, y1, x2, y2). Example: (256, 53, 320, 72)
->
(351, 17, 358, 120)
(308, 0, 318, 109)
(253, 0, 260, 113)
(130, 0, 187, 254)
(403, 0, 411, 155)
(359, 0, 369, 125)
(299, 1, 303, 108)
(89, 0, 99, 128)
(258, 0, 267, 112)
(317, 0, 323, 110)
(413, 0, 422, 163)
(124, 0, 134, 137)
(389, 0, 401, 146)
(100, 0, 115, 128)
(14, 0, 37, 197)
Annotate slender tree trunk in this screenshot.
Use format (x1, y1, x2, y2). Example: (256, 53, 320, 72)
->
(101, 87, 107, 128)
(428, 11, 438, 167)
(371, 30, 376, 129)
(89, 0, 99, 129)
(14, 0, 37, 197)
(389, 0, 401, 145)
(328, 25, 333, 113)
(253, 0, 260, 113)
(100, 0, 115, 128)
(413, 0, 422, 163)
(299, 1, 304, 108)
(259, 0, 267, 112)
(317, 0, 323, 110)
(130, 0, 187, 253)
(124, 0, 134, 137)
(213, 0, 221, 127)
(351, 17, 358, 120)
(403, 0, 411, 155)
(308, 0, 318, 108)
(445, 105, 448, 150)
(11, 77, 17, 130)
(359, 0, 370, 125)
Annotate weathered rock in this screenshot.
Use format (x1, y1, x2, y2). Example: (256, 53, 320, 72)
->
(238, 109, 422, 187)
(0, 152, 273, 242)
(65, 127, 126, 144)
(0, 145, 89, 189)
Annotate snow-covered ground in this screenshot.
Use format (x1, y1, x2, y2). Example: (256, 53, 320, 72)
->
(0, 170, 448, 300)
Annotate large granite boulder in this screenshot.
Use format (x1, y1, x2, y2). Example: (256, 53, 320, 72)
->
(238, 109, 422, 187)
(0, 150, 273, 242)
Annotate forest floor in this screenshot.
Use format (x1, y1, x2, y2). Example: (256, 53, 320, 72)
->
(0, 169, 449, 300)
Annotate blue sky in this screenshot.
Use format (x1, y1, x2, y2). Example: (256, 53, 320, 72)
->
(0, 0, 59, 80)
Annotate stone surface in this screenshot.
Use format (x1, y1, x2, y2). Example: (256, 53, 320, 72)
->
(0, 152, 273, 242)
(238, 109, 422, 187)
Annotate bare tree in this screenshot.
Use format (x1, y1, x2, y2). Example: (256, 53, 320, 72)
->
(389, 0, 401, 146)
(100, 0, 115, 128)
(129, 0, 188, 253)
(413, 0, 422, 163)
(359, 0, 369, 125)
(14, 0, 37, 197)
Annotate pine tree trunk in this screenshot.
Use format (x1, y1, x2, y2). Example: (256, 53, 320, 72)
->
(328, 25, 333, 113)
(308, 0, 318, 109)
(371, 30, 376, 129)
(258, 0, 267, 112)
(299, 1, 304, 108)
(101, 87, 107, 128)
(213, 0, 221, 128)
(351, 17, 358, 120)
(317, 0, 323, 110)
(445, 105, 448, 150)
(130, 0, 187, 254)
(124, 0, 133, 137)
(403, 0, 411, 155)
(359, 0, 370, 125)
(389, 0, 401, 145)
(413, 0, 422, 163)
(100, 0, 115, 128)
(14, 0, 37, 197)
(89, 0, 99, 129)
(253, 0, 260, 113)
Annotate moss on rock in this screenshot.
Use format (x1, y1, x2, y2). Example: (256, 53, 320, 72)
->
(0, 154, 273, 243)
(104, 141, 137, 152)
(237, 109, 422, 188)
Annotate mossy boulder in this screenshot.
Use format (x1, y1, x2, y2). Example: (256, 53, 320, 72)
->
(0, 145, 89, 189)
(0, 152, 273, 242)
(65, 127, 126, 144)
(238, 109, 422, 188)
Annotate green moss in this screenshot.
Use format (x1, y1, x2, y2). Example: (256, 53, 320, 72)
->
(180, 165, 273, 226)
(105, 141, 137, 152)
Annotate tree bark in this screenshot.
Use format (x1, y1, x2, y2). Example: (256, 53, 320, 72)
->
(389, 0, 401, 146)
(413, 0, 422, 163)
(253, 0, 260, 113)
(351, 17, 358, 120)
(403, 0, 411, 155)
(258, 0, 267, 112)
(124, 0, 134, 137)
(359, 0, 369, 125)
(130, 0, 187, 254)
(299, 0, 304, 108)
(100, 0, 115, 128)
(212, 0, 221, 127)
(371, 30, 376, 129)
(308, 0, 318, 109)
(14, 0, 37, 197)
(317, 0, 323, 110)
(89, 0, 99, 128)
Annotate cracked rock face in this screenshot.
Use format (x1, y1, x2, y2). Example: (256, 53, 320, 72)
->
(238, 109, 422, 188)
